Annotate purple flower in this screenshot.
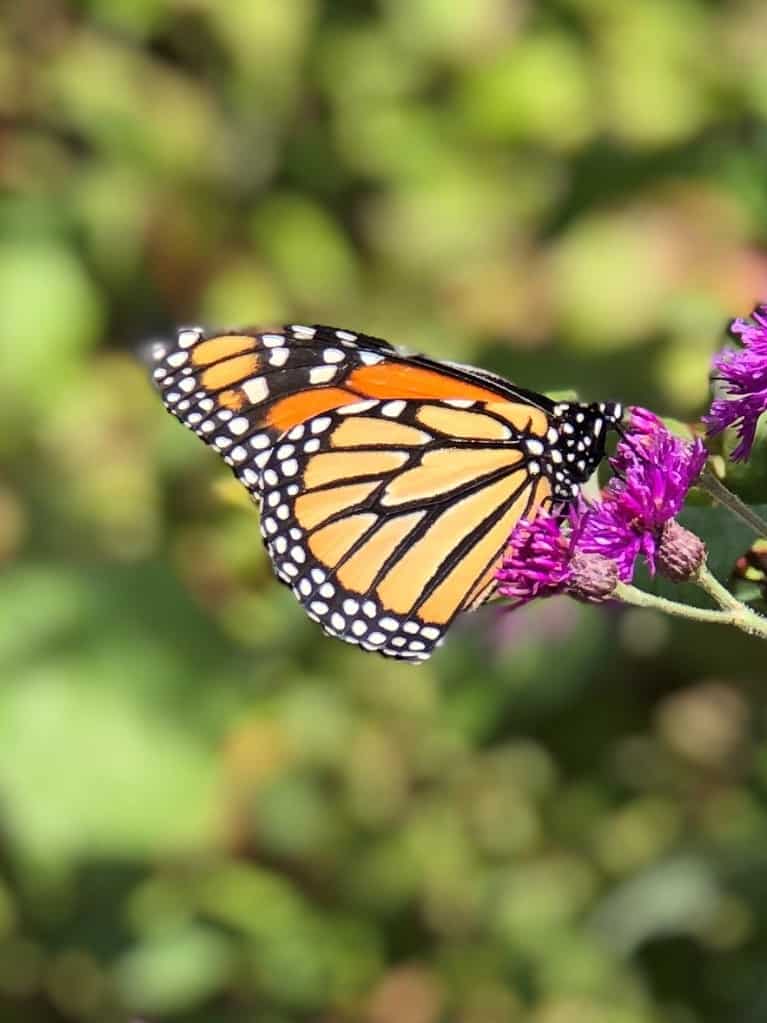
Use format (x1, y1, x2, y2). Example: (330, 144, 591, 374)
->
(704, 303, 767, 461)
(497, 512, 578, 604)
(578, 407, 706, 579)
(497, 407, 707, 606)
(497, 505, 617, 605)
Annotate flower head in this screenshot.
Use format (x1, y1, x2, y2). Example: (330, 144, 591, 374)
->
(497, 506, 617, 605)
(496, 406, 706, 609)
(656, 519, 706, 583)
(578, 407, 706, 579)
(704, 303, 767, 461)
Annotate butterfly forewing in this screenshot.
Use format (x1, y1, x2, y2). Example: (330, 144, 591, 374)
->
(150, 324, 394, 495)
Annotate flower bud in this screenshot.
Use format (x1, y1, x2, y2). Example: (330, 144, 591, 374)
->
(656, 519, 706, 582)
(568, 552, 619, 603)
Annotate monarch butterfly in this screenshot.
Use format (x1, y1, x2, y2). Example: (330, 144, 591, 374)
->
(150, 323, 622, 662)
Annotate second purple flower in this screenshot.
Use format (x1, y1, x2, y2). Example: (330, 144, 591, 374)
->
(704, 303, 767, 461)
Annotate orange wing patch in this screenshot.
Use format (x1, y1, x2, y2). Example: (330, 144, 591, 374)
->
(308, 514, 377, 565)
(415, 406, 511, 440)
(266, 387, 356, 432)
(217, 388, 247, 411)
(376, 472, 526, 617)
(487, 402, 549, 437)
(417, 481, 535, 622)
(304, 451, 409, 491)
(201, 353, 261, 391)
(191, 335, 256, 367)
(330, 417, 429, 448)
(460, 477, 551, 611)
(295, 481, 379, 531)
(348, 363, 502, 403)
(336, 511, 426, 592)
(380, 448, 522, 506)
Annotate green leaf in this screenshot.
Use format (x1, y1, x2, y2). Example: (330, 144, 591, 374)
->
(681, 505, 767, 581)
(718, 432, 767, 504)
(115, 924, 233, 1015)
(0, 665, 218, 867)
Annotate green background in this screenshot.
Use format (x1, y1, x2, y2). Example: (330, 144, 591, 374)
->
(2, 1, 767, 1020)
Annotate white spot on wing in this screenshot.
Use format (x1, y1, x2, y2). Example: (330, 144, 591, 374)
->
(292, 325, 316, 339)
(309, 365, 337, 385)
(339, 400, 379, 415)
(178, 328, 202, 348)
(243, 377, 270, 403)
(381, 401, 406, 418)
(229, 416, 249, 435)
(269, 347, 289, 367)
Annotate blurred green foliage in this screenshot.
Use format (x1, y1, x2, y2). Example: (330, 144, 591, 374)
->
(1, 1, 767, 1020)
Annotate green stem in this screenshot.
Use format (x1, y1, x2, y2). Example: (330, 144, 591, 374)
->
(614, 580, 767, 639)
(694, 563, 743, 612)
(698, 466, 767, 538)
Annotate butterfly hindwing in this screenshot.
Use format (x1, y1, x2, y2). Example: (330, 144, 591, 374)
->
(256, 399, 552, 661)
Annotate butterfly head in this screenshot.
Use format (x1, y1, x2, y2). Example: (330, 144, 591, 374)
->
(547, 400, 624, 501)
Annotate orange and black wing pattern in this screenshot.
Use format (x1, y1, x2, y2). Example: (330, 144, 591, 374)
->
(150, 324, 620, 661)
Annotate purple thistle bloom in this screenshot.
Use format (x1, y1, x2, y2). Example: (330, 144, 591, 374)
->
(704, 303, 767, 461)
(496, 511, 578, 604)
(497, 407, 707, 605)
(578, 407, 706, 579)
(497, 504, 617, 605)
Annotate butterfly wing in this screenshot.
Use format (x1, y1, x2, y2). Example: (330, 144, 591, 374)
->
(257, 399, 552, 661)
(151, 324, 397, 492)
(150, 323, 555, 661)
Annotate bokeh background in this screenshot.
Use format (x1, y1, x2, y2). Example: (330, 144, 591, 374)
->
(2, 1, 767, 1020)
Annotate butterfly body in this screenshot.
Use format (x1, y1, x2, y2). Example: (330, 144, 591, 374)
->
(150, 324, 621, 661)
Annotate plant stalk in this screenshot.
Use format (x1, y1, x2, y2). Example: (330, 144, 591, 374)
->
(698, 466, 767, 538)
(615, 579, 767, 639)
